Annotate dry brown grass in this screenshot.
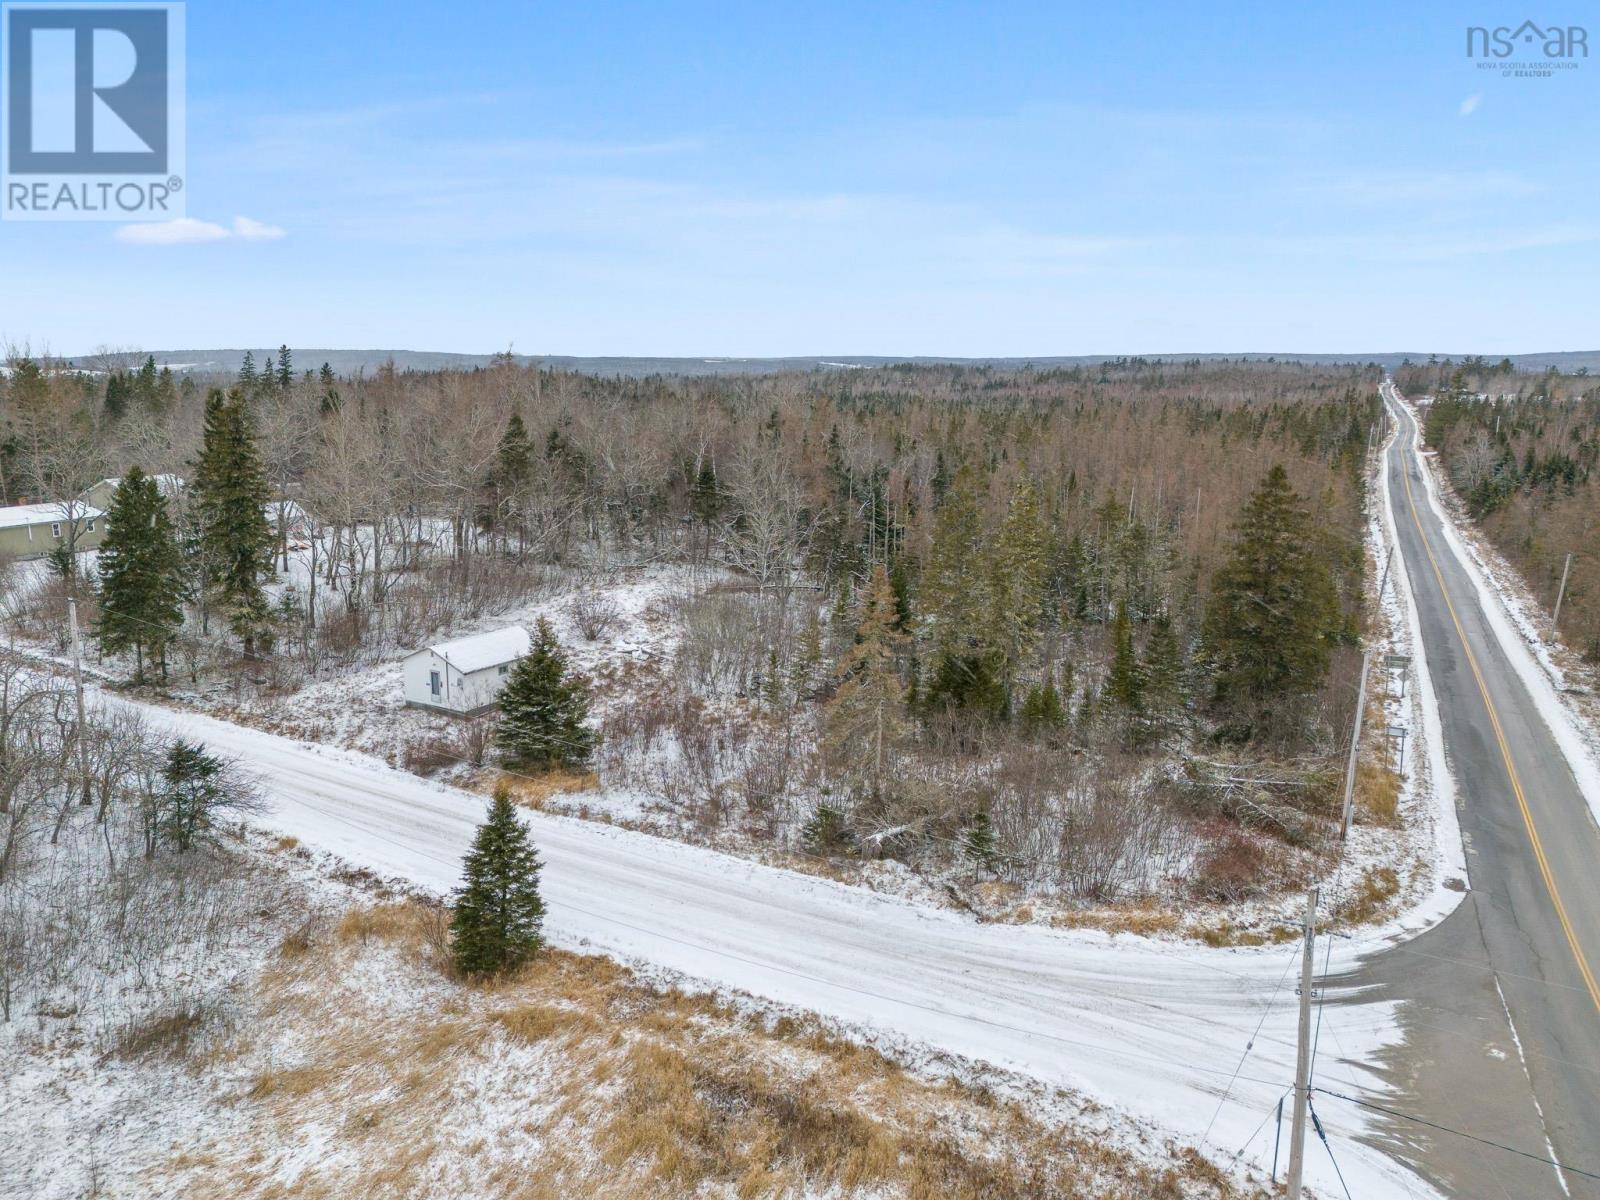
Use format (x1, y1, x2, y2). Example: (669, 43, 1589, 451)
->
(486, 767, 600, 810)
(152, 898, 1267, 1200)
(1355, 758, 1402, 827)
(112, 1002, 213, 1062)
(1051, 904, 1182, 938)
(1333, 866, 1402, 926)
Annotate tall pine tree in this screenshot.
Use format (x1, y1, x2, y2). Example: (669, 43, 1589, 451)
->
(824, 563, 908, 800)
(496, 618, 596, 769)
(192, 388, 275, 657)
(1202, 465, 1341, 725)
(97, 467, 184, 682)
(450, 785, 546, 976)
(988, 479, 1048, 692)
(1104, 598, 1145, 746)
(1138, 611, 1187, 748)
(920, 467, 1004, 717)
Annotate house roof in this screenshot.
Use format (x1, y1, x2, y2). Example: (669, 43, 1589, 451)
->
(0, 502, 105, 530)
(414, 626, 532, 673)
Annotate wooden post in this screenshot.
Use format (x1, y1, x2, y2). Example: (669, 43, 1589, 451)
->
(1552, 551, 1573, 630)
(68, 597, 91, 805)
(1340, 650, 1372, 841)
(1286, 888, 1318, 1200)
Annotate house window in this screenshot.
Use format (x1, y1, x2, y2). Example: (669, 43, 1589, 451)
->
(498, 664, 510, 676)
(429, 669, 441, 698)
(50, 522, 61, 538)
(85, 519, 95, 532)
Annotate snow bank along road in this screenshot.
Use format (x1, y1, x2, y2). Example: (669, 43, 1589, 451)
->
(1355, 382, 1600, 1199)
(109, 691, 1439, 1199)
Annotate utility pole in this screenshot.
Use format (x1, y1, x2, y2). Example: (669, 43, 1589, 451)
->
(1286, 888, 1319, 1200)
(1339, 649, 1372, 841)
(1552, 551, 1574, 630)
(68, 596, 91, 805)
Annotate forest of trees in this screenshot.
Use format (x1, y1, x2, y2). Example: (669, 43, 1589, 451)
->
(1401, 358, 1600, 661)
(1, 349, 1383, 908)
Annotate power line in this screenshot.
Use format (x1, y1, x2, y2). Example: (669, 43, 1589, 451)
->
(1310, 1099, 1354, 1199)
(1203, 943, 1302, 1143)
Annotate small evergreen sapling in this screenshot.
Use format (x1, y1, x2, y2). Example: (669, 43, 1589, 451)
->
(450, 784, 546, 977)
(963, 809, 999, 879)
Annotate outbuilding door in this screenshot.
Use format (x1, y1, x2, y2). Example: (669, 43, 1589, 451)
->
(430, 669, 442, 699)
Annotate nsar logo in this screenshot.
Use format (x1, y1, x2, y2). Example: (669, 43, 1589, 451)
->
(1466, 20, 1588, 59)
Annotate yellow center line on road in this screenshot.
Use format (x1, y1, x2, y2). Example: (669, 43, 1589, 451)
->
(1394, 409, 1600, 1018)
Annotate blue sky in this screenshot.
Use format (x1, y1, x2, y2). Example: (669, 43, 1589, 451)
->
(2, 0, 1597, 356)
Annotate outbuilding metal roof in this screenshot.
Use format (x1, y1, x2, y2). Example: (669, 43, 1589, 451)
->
(411, 626, 532, 673)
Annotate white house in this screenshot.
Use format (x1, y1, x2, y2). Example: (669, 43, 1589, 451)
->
(402, 626, 531, 716)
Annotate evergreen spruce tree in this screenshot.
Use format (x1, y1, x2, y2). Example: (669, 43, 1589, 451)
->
(963, 808, 999, 879)
(690, 457, 723, 562)
(238, 351, 257, 387)
(496, 618, 596, 769)
(1020, 670, 1067, 732)
(920, 468, 1004, 717)
(450, 785, 546, 976)
(103, 373, 130, 420)
(788, 613, 824, 702)
(824, 564, 908, 799)
(155, 365, 177, 411)
(1202, 465, 1342, 726)
(158, 740, 225, 853)
(1138, 612, 1187, 747)
(802, 803, 854, 856)
(1105, 599, 1145, 717)
(491, 411, 533, 548)
(192, 388, 276, 657)
(97, 467, 185, 682)
(319, 362, 340, 415)
(134, 354, 159, 409)
(276, 345, 293, 391)
(988, 480, 1048, 688)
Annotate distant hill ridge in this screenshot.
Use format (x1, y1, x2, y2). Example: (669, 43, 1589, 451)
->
(62, 348, 1600, 378)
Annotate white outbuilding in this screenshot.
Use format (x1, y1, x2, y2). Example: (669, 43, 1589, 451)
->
(402, 626, 531, 716)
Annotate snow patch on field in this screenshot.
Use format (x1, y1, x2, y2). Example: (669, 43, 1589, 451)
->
(77, 686, 1440, 1199)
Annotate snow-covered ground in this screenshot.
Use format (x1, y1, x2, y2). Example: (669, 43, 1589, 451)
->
(2, 834, 1276, 1200)
(2, 416, 1495, 1199)
(86, 681, 1445, 1199)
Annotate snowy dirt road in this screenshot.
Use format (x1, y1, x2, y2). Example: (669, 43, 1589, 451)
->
(106, 693, 1443, 1198)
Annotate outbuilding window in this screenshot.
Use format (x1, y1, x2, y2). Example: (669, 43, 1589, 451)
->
(86, 519, 95, 532)
(499, 664, 510, 676)
(50, 522, 61, 538)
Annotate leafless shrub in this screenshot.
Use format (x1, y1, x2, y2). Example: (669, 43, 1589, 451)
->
(455, 715, 495, 768)
(1191, 831, 1271, 903)
(569, 591, 623, 641)
(673, 591, 767, 697)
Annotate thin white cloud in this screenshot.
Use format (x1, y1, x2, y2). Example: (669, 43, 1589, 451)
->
(233, 215, 286, 240)
(114, 217, 230, 245)
(114, 215, 286, 244)
(1460, 94, 1482, 116)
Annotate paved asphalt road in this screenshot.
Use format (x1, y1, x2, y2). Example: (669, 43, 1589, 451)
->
(1353, 383, 1600, 1198)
